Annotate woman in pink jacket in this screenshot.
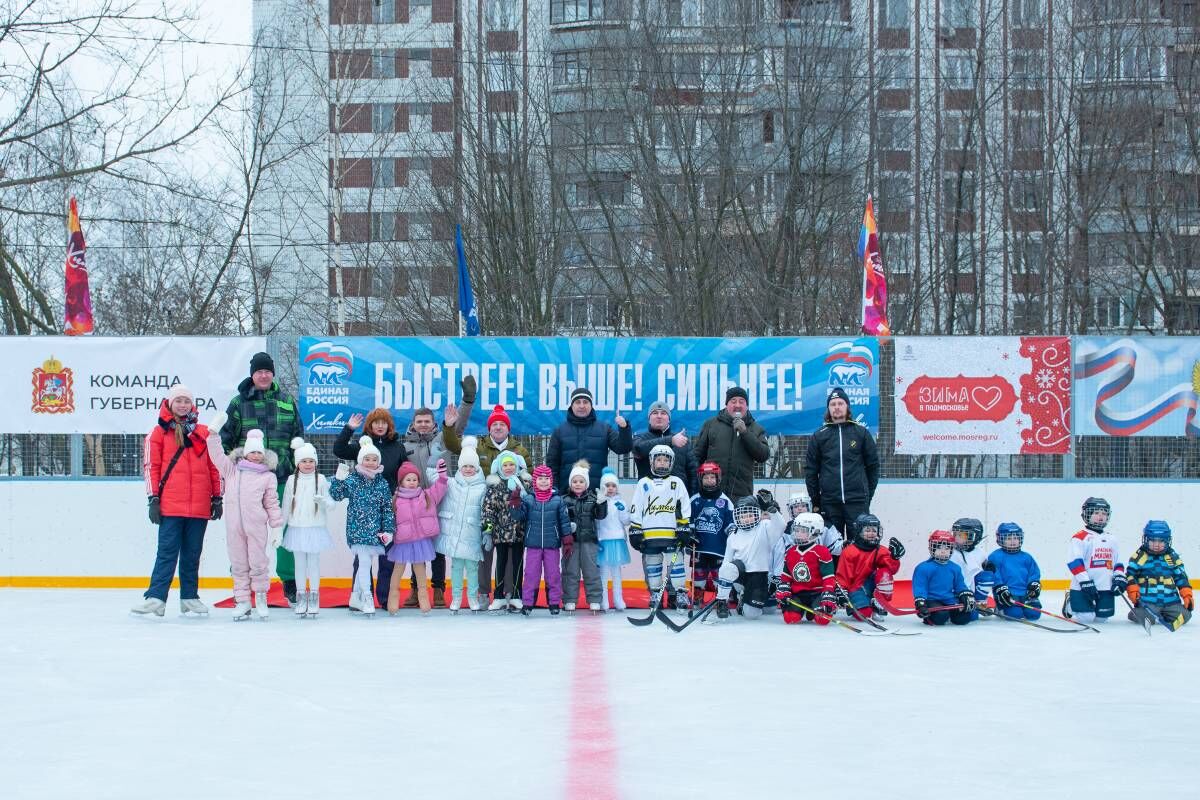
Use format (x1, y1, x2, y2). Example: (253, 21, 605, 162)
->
(206, 412, 284, 620)
(387, 459, 449, 614)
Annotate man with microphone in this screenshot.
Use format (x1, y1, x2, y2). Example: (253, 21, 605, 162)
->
(632, 401, 699, 494)
(693, 386, 770, 502)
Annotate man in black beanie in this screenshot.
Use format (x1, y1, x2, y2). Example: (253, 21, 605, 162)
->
(693, 385, 770, 501)
(804, 387, 879, 536)
(219, 350, 304, 603)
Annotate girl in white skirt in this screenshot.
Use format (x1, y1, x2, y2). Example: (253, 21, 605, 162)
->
(282, 437, 335, 617)
(595, 468, 632, 611)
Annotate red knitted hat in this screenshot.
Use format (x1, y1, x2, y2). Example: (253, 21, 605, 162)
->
(397, 462, 421, 482)
(487, 405, 511, 430)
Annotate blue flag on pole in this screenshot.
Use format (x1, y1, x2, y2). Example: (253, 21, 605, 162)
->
(455, 224, 480, 336)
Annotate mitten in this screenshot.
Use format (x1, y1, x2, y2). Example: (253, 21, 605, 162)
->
(1026, 580, 1042, 599)
(436, 458, 447, 476)
(993, 584, 1014, 608)
(561, 535, 575, 559)
(209, 496, 223, 521)
(506, 475, 520, 492)
(914, 598, 930, 619)
(887, 537, 905, 559)
(1181, 586, 1194, 611)
(482, 533, 494, 553)
(1110, 574, 1127, 596)
(1078, 577, 1098, 602)
(507, 488, 522, 508)
(378, 532, 393, 546)
(335, 463, 350, 480)
(147, 496, 162, 525)
(206, 411, 228, 431)
(1127, 583, 1141, 605)
(460, 374, 478, 404)
(268, 527, 283, 548)
(595, 488, 608, 503)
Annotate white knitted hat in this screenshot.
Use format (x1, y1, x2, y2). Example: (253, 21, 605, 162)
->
(291, 436, 317, 464)
(243, 429, 266, 455)
(356, 434, 382, 464)
(458, 436, 480, 469)
(568, 459, 590, 488)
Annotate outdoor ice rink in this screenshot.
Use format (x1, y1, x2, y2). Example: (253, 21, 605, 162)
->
(2, 588, 1196, 800)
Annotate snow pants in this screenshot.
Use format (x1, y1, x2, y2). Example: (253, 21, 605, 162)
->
(561, 540, 601, 607)
(522, 546, 562, 608)
(1129, 602, 1191, 631)
(146, 516, 207, 602)
(226, 518, 270, 603)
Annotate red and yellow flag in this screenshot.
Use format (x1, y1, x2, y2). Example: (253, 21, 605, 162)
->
(64, 196, 94, 335)
(858, 195, 890, 336)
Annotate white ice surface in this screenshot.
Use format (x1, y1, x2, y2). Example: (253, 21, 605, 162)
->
(2, 589, 1197, 800)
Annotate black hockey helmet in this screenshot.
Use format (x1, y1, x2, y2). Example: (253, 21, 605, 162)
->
(734, 495, 762, 530)
(951, 518, 985, 552)
(1081, 497, 1111, 532)
(852, 513, 882, 549)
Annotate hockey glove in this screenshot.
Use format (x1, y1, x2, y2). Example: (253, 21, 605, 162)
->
(819, 592, 837, 616)
(980, 559, 996, 573)
(755, 489, 779, 515)
(914, 598, 931, 619)
(1026, 580, 1041, 600)
(209, 496, 223, 521)
(957, 591, 975, 613)
(1078, 577, 1099, 603)
(147, 496, 162, 525)
(675, 527, 692, 549)
(887, 537, 905, 559)
(561, 535, 575, 560)
(993, 584, 1015, 608)
(1181, 586, 1194, 612)
(833, 584, 851, 609)
(629, 532, 645, 552)
(774, 586, 792, 606)
(1110, 574, 1127, 596)
(1127, 583, 1141, 605)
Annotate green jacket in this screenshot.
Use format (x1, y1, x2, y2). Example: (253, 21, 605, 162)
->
(219, 378, 303, 481)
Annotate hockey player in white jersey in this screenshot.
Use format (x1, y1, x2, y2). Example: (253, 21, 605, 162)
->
(711, 496, 775, 621)
(1065, 497, 1126, 623)
(950, 517, 995, 613)
(629, 445, 692, 610)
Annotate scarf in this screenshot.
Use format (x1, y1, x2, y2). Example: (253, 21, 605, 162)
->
(238, 458, 269, 474)
(162, 409, 199, 447)
(356, 463, 384, 480)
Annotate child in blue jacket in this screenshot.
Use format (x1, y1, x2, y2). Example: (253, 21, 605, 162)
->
(988, 522, 1042, 620)
(512, 464, 573, 616)
(911, 530, 974, 626)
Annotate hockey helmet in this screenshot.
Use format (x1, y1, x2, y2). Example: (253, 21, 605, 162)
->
(1142, 520, 1172, 551)
(787, 491, 813, 518)
(649, 444, 675, 477)
(951, 517, 985, 552)
(928, 530, 955, 563)
(1081, 497, 1111, 532)
(792, 512, 824, 546)
(734, 495, 762, 530)
(698, 461, 721, 482)
(996, 522, 1024, 553)
(852, 513, 882, 549)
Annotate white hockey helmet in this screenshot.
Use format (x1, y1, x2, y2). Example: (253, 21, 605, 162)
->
(793, 512, 824, 546)
(649, 444, 675, 477)
(787, 491, 812, 518)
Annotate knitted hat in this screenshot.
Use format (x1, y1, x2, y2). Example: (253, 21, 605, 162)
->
(827, 387, 851, 407)
(491, 450, 524, 476)
(725, 386, 748, 403)
(568, 459, 590, 488)
(570, 387, 593, 405)
(458, 436, 481, 470)
(533, 464, 553, 481)
(166, 384, 194, 403)
(243, 429, 266, 456)
(291, 436, 317, 464)
(356, 434, 382, 465)
(249, 351, 275, 375)
(487, 405, 511, 430)
(397, 461, 421, 482)
(647, 400, 671, 420)
(599, 467, 619, 490)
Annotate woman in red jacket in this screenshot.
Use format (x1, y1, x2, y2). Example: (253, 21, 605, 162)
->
(131, 385, 222, 617)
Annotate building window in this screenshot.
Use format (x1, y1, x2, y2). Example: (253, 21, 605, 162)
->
(553, 51, 586, 85)
(879, 0, 909, 29)
(1011, 116, 1043, 153)
(487, 0, 518, 29)
(372, 158, 395, 189)
(371, 212, 396, 242)
(877, 114, 912, 150)
(1012, 298, 1042, 332)
(1009, 175, 1044, 211)
(1092, 296, 1123, 329)
(1010, 50, 1042, 88)
(941, 0, 973, 29)
(1012, 238, 1044, 273)
(486, 51, 518, 91)
(762, 111, 775, 143)
(373, 49, 396, 79)
(551, 0, 618, 24)
(942, 53, 976, 89)
(944, 174, 977, 212)
(943, 114, 976, 150)
(374, 0, 396, 24)
(372, 103, 396, 133)
(1010, 0, 1043, 28)
(878, 174, 911, 213)
(879, 53, 912, 89)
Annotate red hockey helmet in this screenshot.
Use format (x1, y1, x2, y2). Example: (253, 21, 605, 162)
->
(698, 461, 721, 488)
(928, 530, 955, 562)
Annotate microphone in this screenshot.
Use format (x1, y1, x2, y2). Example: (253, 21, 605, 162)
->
(733, 411, 743, 437)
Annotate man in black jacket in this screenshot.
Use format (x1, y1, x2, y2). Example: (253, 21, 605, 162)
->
(692, 386, 770, 501)
(632, 401, 698, 495)
(804, 387, 880, 536)
(547, 387, 633, 493)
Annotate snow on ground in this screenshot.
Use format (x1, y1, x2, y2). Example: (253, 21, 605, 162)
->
(2, 589, 1197, 800)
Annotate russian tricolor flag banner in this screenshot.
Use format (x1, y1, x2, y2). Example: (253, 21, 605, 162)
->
(1074, 337, 1200, 437)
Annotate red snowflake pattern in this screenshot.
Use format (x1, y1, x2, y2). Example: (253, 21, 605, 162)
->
(1018, 337, 1071, 454)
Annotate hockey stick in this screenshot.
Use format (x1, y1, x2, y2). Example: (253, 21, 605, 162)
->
(1011, 600, 1100, 633)
(783, 598, 903, 636)
(1119, 593, 1153, 635)
(872, 595, 962, 616)
(838, 599, 923, 635)
(656, 599, 718, 633)
(979, 605, 1087, 633)
(627, 549, 678, 627)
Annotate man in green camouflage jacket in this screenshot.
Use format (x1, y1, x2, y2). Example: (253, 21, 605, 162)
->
(219, 351, 304, 603)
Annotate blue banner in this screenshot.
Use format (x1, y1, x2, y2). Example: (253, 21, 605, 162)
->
(298, 337, 879, 436)
(1074, 336, 1200, 437)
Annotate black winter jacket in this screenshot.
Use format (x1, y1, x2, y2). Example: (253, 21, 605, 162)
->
(563, 492, 609, 544)
(632, 426, 699, 495)
(804, 420, 879, 507)
(546, 411, 634, 492)
(692, 410, 770, 500)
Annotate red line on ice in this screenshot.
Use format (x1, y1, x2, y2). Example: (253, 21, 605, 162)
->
(565, 618, 620, 800)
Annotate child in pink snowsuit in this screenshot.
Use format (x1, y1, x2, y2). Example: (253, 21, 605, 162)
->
(206, 421, 283, 620)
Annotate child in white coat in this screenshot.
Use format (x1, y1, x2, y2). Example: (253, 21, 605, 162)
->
(595, 467, 631, 611)
(436, 437, 489, 613)
(282, 437, 335, 618)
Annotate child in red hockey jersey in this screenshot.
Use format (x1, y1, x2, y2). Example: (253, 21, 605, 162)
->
(775, 512, 836, 624)
(834, 513, 903, 620)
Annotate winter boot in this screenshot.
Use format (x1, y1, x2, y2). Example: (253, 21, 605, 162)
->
(254, 592, 270, 620)
(179, 598, 208, 617)
(232, 600, 252, 621)
(404, 585, 420, 608)
(306, 590, 320, 618)
(131, 597, 166, 617)
(433, 584, 447, 608)
(294, 590, 309, 617)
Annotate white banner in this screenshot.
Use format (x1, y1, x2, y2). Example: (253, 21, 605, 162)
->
(1, 337, 268, 434)
(893, 337, 1072, 455)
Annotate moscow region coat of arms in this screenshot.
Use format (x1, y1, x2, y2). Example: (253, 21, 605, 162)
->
(32, 356, 74, 414)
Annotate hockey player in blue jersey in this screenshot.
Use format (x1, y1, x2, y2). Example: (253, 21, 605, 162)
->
(689, 461, 734, 607)
(949, 517, 995, 613)
(987, 522, 1042, 620)
(911, 530, 974, 626)
(1125, 520, 1192, 631)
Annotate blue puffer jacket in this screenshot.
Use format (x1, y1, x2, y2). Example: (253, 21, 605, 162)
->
(514, 492, 572, 549)
(546, 410, 633, 493)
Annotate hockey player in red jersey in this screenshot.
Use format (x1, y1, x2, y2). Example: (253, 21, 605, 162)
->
(775, 512, 836, 624)
(834, 513, 903, 620)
